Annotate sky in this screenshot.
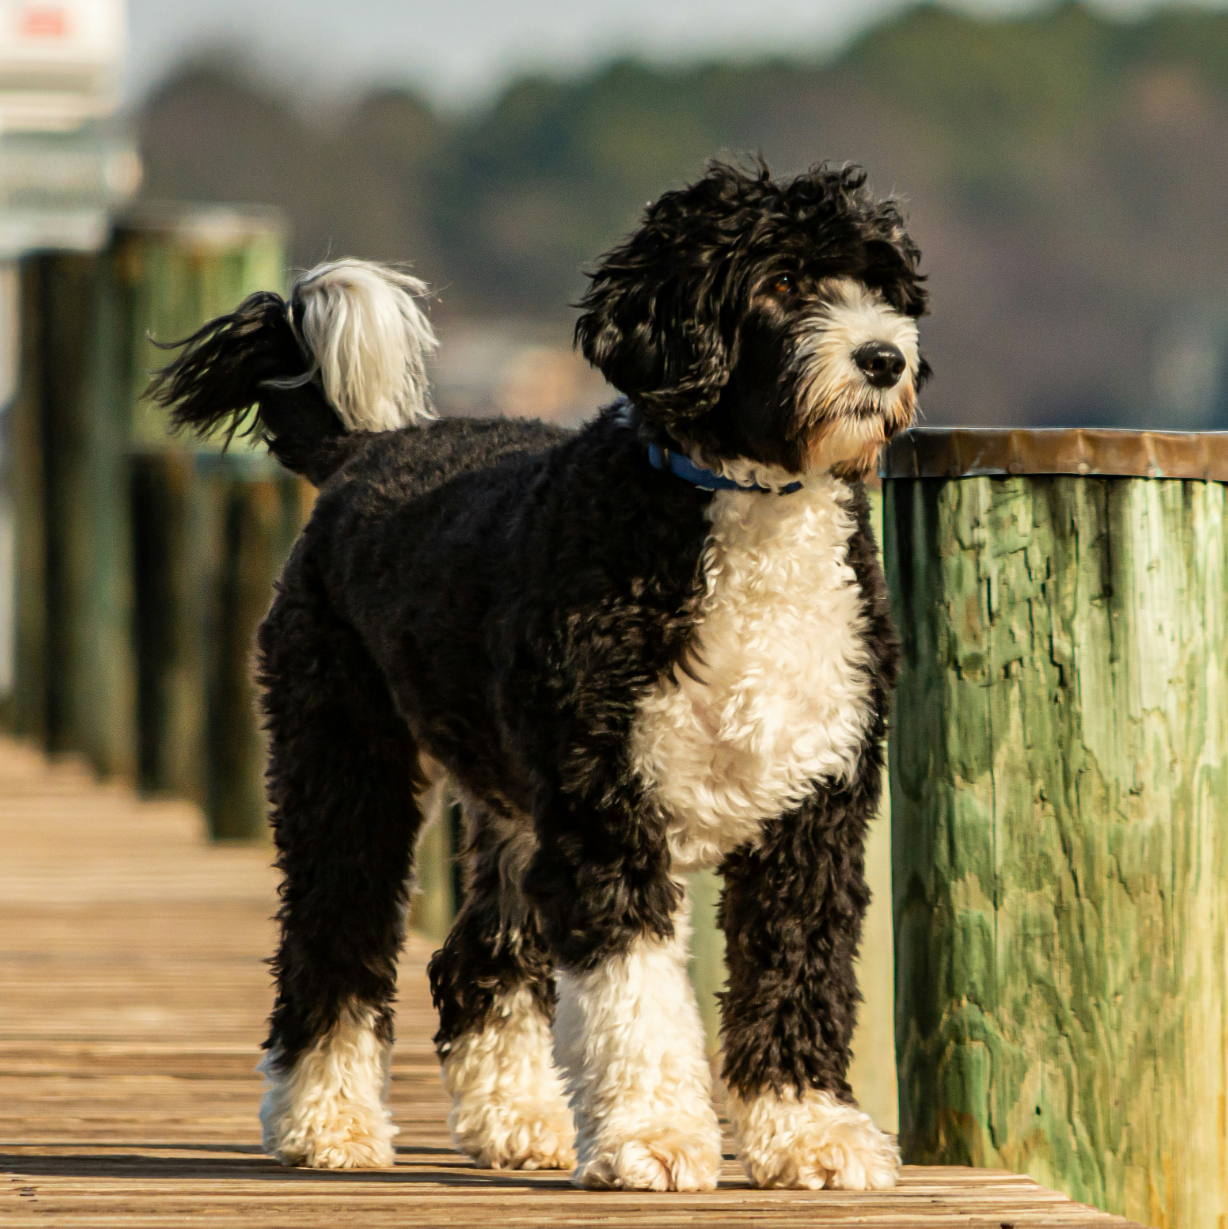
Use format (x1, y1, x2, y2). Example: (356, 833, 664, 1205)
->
(125, 0, 1228, 110)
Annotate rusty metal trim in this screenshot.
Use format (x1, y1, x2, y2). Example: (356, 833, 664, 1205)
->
(881, 427, 1228, 482)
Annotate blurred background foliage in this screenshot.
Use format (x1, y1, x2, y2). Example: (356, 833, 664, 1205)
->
(137, 1, 1228, 430)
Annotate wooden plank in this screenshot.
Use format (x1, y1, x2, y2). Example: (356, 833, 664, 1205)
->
(0, 735, 1141, 1227)
(886, 474, 1225, 1229)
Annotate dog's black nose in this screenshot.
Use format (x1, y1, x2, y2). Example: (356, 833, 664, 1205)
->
(853, 341, 906, 389)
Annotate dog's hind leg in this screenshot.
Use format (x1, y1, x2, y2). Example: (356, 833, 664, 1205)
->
(254, 586, 424, 1169)
(428, 799, 575, 1170)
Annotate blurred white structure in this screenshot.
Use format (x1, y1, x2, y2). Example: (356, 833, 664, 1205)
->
(0, 1, 138, 695)
(0, 0, 124, 128)
(0, 0, 138, 255)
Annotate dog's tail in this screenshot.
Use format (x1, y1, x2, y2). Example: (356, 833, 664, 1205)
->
(146, 259, 438, 485)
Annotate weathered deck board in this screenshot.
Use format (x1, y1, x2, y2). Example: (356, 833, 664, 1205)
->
(0, 738, 1143, 1227)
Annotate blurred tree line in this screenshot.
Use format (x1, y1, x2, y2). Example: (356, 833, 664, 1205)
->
(138, 1, 1228, 429)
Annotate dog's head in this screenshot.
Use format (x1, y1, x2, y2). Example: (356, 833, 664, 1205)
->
(575, 160, 928, 480)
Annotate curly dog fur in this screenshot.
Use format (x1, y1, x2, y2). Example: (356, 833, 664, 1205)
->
(149, 161, 928, 1190)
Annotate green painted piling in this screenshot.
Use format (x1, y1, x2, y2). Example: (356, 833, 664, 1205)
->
(410, 791, 459, 946)
(131, 451, 206, 802)
(687, 867, 727, 1049)
(11, 252, 136, 777)
(10, 259, 48, 746)
(884, 429, 1228, 1229)
(10, 206, 288, 803)
(117, 207, 292, 838)
(116, 206, 284, 454)
(201, 467, 303, 840)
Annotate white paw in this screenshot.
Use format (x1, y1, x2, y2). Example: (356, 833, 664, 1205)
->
(268, 1115, 397, 1169)
(260, 1078, 397, 1168)
(449, 1098, 576, 1171)
(554, 906, 723, 1193)
(258, 1009, 397, 1169)
(729, 1087, 899, 1190)
(440, 986, 576, 1170)
(573, 1127, 722, 1192)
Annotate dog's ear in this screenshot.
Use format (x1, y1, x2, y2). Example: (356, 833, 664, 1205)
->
(574, 207, 730, 425)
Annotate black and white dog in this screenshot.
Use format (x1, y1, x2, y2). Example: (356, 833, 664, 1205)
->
(151, 161, 927, 1192)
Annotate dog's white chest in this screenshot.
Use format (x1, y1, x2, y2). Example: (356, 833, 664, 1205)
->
(630, 476, 874, 872)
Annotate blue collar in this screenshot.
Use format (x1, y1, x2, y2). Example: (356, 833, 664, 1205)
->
(646, 443, 803, 494)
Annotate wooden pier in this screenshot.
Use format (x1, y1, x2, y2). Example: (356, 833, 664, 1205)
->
(0, 737, 1142, 1227)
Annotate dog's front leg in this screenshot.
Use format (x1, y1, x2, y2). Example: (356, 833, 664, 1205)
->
(719, 792, 900, 1191)
(552, 896, 723, 1192)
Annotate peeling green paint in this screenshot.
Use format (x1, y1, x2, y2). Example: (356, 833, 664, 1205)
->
(886, 475, 1228, 1229)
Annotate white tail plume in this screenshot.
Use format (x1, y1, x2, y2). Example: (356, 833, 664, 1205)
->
(292, 259, 438, 433)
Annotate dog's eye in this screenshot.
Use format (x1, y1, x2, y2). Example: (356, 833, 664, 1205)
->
(772, 274, 797, 296)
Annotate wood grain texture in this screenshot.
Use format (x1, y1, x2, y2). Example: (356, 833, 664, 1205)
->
(0, 731, 1138, 1224)
(886, 474, 1227, 1229)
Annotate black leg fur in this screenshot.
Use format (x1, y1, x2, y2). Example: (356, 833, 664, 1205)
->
(428, 796, 577, 1172)
(719, 782, 879, 1102)
(428, 798, 554, 1057)
(719, 487, 897, 1103)
(257, 556, 425, 1076)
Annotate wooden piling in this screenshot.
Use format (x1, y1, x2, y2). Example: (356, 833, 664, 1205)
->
(10, 252, 137, 777)
(410, 791, 459, 945)
(884, 427, 1228, 1229)
(10, 259, 48, 746)
(114, 205, 284, 455)
(204, 465, 303, 840)
(116, 207, 291, 839)
(131, 451, 206, 802)
(9, 206, 287, 800)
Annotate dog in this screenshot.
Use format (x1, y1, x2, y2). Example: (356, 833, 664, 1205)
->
(149, 159, 928, 1192)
